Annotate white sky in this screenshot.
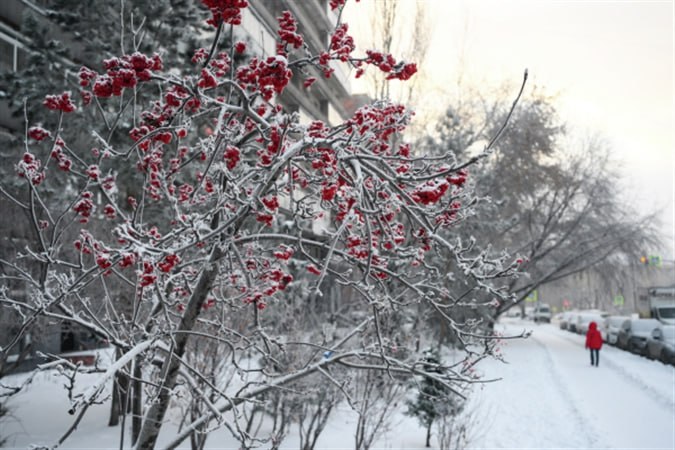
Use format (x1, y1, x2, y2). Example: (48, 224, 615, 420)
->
(345, 0, 674, 256)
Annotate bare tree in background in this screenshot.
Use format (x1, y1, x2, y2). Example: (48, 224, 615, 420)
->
(353, 365, 406, 450)
(365, 0, 430, 105)
(422, 91, 662, 319)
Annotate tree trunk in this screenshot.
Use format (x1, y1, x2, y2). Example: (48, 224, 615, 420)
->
(108, 379, 121, 427)
(131, 357, 142, 445)
(425, 421, 432, 448)
(134, 246, 223, 449)
(108, 348, 126, 427)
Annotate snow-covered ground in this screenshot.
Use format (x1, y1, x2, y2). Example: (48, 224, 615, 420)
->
(468, 319, 675, 449)
(2, 319, 673, 449)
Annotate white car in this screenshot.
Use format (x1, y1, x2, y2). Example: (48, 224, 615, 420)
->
(617, 318, 662, 353)
(646, 325, 675, 364)
(605, 315, 630, 345)
(576, 311, 609, 335)
(559, 311, 577, 330)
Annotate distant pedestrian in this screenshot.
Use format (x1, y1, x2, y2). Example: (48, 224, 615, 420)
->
(585, 321, 603, 367)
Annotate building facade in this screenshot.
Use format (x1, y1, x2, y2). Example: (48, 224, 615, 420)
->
(242, 1, 353, 125)
(536, 261, 675, 316)
(0, 0, 358, 131)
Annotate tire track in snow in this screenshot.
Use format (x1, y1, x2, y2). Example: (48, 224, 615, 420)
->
(552, 329, 675, 414)
(528, 330, 603, 447)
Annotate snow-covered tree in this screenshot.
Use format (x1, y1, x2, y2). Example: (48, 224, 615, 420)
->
(0, 1, 523, 448)
(422, 91, 662, 319)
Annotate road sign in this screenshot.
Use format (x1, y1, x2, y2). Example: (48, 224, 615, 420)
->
(613, 295, 625, 306)
(525, 290, 538, 303)
(649, 255, 662, 267)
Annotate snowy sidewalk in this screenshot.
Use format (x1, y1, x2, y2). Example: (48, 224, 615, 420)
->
(468, 320, 675, 449)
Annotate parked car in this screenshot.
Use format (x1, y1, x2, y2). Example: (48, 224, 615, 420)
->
(605, 315, 630, 345)
(567, 311, 581, 333)
(576, 311, 609, 335)
(503, 308, 522, 319)
(645, 325, 675, 365)
(533, 304, 552, 323)
(558, 312, 571, 330)
(617, 318, 662, 354)
(524, 306, 535, 320)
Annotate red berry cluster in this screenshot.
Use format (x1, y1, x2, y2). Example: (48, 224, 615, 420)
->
(361, 50, 417, 81)
(43, 92, 76, 113)
(198, 68, 218, 89)
(256, 213, 274, 227)
(410, 180, 450, 206)
(95, 252, 112, 270)
(330, 24, 355, 62)
(201, 0, 249, 27)
(157, 254, 180, 273)
(73, 192, 95, 223)
(435, 201, 462, 226)
(236, 55, 292, 101)
(193, 49, 231, 89)
(235, 250, 295, 309)
(447, 169, 468, 187)
(223, 145, 241, 170)
(16, 152, 45, 185)
(103, 204, 117, 220)
(85, 164, 100, 181)
(273, 245, 294, 261)
(261, 195, 279, 211)
(81, 52, 162, 99)
(50, 148, 72, 172)
(348, 103, 409, 144)
(119, 252, 136, 269)
(277, 11, 303, 50)
(139, 261, 157, 287)
(28, 126, 51, 141)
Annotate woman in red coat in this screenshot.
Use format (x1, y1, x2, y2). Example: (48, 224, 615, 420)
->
(585, 321, 603, 367)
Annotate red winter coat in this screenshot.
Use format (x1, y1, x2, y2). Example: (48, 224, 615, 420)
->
(585, 321, 603, 350)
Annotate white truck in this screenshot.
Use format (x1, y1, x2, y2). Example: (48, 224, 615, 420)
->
(637, 286, 675, 325)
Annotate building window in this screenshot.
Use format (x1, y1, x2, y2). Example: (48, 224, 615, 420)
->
(0, 37, 13, 71)
(319, 99, 329, 118)
(0, 31, 27, 72)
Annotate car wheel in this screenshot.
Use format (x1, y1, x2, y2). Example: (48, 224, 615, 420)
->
(661, 349, 670, 365)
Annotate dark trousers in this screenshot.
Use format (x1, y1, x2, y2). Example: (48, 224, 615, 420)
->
(589, 348, 599, 366)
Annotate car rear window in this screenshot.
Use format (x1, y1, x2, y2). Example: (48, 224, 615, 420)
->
(609, 317, 628, 327)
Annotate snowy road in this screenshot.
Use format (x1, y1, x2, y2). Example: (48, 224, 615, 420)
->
(468, 319, 675, 449)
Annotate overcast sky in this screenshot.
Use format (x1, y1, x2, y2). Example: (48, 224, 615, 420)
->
(345, 0, 674, 256)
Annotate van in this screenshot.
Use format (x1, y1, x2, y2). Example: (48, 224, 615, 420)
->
(533, 304, 552, 323)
